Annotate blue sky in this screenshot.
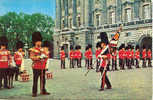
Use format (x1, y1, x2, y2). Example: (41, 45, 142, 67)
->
(0, 0, 56, 19)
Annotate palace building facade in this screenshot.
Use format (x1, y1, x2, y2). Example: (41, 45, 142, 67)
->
(53, 0, 152, 58)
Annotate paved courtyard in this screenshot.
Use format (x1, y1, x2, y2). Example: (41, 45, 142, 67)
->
(0, 59, 152, 100)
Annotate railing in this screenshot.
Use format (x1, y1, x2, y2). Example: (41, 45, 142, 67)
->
(60, 19, 152, 32)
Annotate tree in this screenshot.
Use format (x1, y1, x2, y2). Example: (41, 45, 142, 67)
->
(0, 12, 55, 51)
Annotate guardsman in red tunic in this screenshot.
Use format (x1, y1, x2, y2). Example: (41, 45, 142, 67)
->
(77, 45, 82, 68)
(111, 47, 118, 71)
(69, 45, 74, 68)
(131, 46, 134, 66)
(119, 44, 125, 70)
(29, 32, 50, 97)
(127, 45, 132, 69)
(125, 46, 128, 66)
(0, 36, 11, 89)
(87, 44, 93, 69)
(135, 45, 140, 68)
(98, 32, 112, 91)
(147, 48, 152, 67)
(60, 46, 65, 69)
(95, 42, 101, 72)
(142, 46, 146, 68)
(14, 41, 24, 81)
(84, 46, 89, 68)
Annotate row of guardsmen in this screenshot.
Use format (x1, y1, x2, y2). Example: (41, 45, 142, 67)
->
(0, 36, 25, 89)
(60, 43, 152, 70)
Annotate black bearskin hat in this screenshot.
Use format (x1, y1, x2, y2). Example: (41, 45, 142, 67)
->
(85, 46, 89, 51)
(100, 32, 109, 45)
(96, 42, 101, 48)
(88, 44, 92, 49)
(135, 45, 139, 50)
(143, 45, 146, 49)
(125, 46, 128, 50)
(32, 31, 42, 45)
(0, 36, 8, 47)
(119, 44, 125, 49)
(78, 45, 81, 49)
(43, 41, 50, 48)
(16, 41, 24, 50)
(70, 45, 73, 50)
(75, 45, 78, 50)
(61, 46, 64, 50)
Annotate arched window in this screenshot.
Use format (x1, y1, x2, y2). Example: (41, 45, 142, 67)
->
(143, 4, 150, 19)
(125, 8, 132, 22)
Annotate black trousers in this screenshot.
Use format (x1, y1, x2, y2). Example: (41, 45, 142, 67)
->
(112, 59, 117, 70)
(131, 58, 134, 66)
(127, 59, 132, 69)
(61, 60, 65, 69)
(142, 58, 146, 67)
(147, 58, 152, 67)
(87, 59, 92, 69)
(0, 68, 8, 88)
(119, 58, 121, 67)
(135, 59, 139, 68)
(15, 65, 20, 81)
(107, 60, 110, 71)
(85, 59, 88, 67)
(70, 59, 74, 68)
(120, 59, 125, 69)
(100, 67, 111, 89)
(8, 67, 15, 88)
(77, 59, 81, 68)
(126, 58, 128, 66)
(32, 69, 46, 94)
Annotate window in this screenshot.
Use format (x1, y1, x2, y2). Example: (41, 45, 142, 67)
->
(125, 8, 132, 22)
(109, 12, 115, 24)
(125, 32, 131, 37)
(96, 14, 100, 26)
(143, 5, 150, 19)
(77, 16, 81, 27)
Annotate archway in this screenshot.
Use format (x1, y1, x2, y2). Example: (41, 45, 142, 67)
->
(139, 36, 152, 49)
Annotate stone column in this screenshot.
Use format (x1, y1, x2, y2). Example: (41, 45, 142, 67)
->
(101, 0, 107, 24)
(72, 0, 77, 28)
(85, 0, 93, 27)
(64, 0, 69, 28)
(116, 0, 122, 23)
(81, 0, 85, 27)
(55, 0, 61, 30)
(134, 0, 140, 20)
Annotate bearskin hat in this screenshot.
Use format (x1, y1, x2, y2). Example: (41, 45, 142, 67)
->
(78, 45, 81, 49)
(88, 44, 92, 49)
(96, 42, 101, 48)
(119, 44, 125, 50)
(16, 41, 24, 50)
(135, 45, 139, 50)
(0, 36, 8, 47)
(61, 46, 64, 50)
(70, 45, 73, 50)
(143, 45, 146, 49)
(32, 31, 42, 45)
(85, 46, 89, 51)
(43, 41, 50, 48)
(100, 32, 109, 45)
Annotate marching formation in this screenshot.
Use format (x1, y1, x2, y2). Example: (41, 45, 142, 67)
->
(60, 43, 152, 71)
